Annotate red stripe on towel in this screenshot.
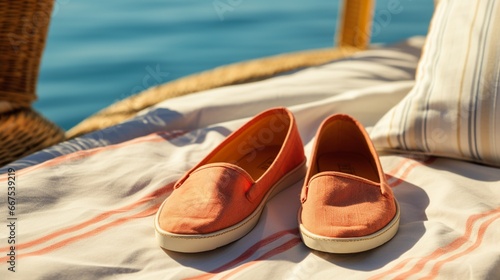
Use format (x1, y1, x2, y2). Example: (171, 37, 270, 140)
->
(416, 213, 500, 280)
(0, 130, 186, 181)
(0, 183, 173, 254)
(186, 228, 300, 280)
(386, 157, 413, 175)
(0, 202, 161, 262)
(368, 207, 500, 280)
(25, 203, 161, 260)
(219, 237, 303, 280)
(388, 157, 436, 187)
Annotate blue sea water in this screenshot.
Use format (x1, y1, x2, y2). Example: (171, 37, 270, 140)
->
(35, 0, 434, 131)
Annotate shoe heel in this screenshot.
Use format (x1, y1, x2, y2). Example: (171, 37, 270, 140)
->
(267, 160, 307, 201)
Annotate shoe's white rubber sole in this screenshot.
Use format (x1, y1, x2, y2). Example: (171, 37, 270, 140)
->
(298, 201, 400, 254)
(155, 160, 307, 253)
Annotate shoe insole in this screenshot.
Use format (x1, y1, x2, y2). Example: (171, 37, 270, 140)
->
(317, 152, 379, 182)
(235, 145, 281, 180)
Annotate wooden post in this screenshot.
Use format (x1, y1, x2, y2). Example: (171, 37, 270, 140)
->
(0, 0, 64, 167)
(336, 0, 375, 49)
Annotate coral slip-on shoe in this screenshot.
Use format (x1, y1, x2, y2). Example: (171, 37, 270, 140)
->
(155, 107, 306, 253)
(298, 114, 399, 253)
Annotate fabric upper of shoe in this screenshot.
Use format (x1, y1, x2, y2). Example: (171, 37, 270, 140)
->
(300, 114, 396, 238)
(158, 107, 305, 234)
(301, 171, 395, 237)
(159, 163, 256, 234)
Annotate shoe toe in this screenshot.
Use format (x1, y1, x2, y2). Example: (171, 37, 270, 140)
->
(157, 165, 254, 234)
(301, 173, 396, 238)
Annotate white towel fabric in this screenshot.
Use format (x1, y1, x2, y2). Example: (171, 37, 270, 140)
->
(1, 37, 499, 279)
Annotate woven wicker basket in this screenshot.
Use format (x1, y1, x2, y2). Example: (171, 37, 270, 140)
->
(0, 109, 64, 166)
(0, 0, 55, 108)
(0, 0, 65, 167)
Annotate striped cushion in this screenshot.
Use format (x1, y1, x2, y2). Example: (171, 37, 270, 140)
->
(370, 0, 500, 166)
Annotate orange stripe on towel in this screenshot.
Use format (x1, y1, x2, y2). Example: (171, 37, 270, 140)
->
(413, 213, 500, 280)
(0, 130, 186, 181)
(219, 237, 303, 280)
(5, 203, 162, 262)
(0, 183, 173, 254)
(187, 228, 300, 280)
(386, 157, 413, 175)
(368, 207, 500, 280)
(388, 157, 436, 188)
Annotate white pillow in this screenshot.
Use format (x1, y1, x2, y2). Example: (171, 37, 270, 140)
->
(370, 0, 500, 166)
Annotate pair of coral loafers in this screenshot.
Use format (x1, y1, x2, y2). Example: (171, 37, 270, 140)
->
(155, 107, 399, 254)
